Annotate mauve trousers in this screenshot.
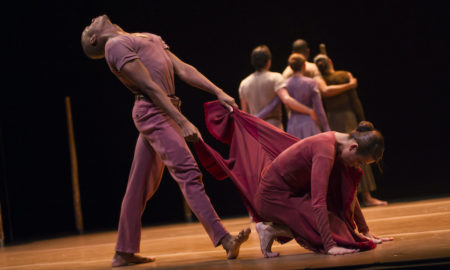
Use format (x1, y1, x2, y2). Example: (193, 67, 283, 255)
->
(115, 98, 228, 253)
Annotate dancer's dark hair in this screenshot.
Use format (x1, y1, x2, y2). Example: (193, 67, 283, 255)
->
(288, 53, 306, 72)
(349, 121, 385, 163)
(251, 45, 271, 71)
(314, 54, 331, 76)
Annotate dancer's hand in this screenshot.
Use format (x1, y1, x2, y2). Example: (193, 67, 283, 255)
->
(309, 110, 318, 124)
(363, 232, 393, 243)
(347, 72, 358, 88)
(180, 120, 202, 142)
(327, 246, 359, 255)
(217, 92, 237, 112)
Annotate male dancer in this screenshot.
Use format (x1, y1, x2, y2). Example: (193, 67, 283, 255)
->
(239, 45, 286, 129)
(282, 39, 357, 97)
(81, 15, 250, 267)
(239, 45, 317, 129)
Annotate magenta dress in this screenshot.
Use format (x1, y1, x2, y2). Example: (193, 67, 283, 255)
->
(194, 101, 376, 253)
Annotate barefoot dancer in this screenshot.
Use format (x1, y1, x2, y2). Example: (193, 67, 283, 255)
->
(194, 102, 392, 258)
(81, 15, 250, 267)
(314, 54, 387, 206)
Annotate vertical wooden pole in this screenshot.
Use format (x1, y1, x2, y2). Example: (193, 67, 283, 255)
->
(0, 203, 4, 247)
(65, 97, 84, 234)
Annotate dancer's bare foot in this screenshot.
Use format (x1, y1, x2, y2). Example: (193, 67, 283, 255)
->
(221, 228, 251, 259)
(111, 252, 155, 267)
(364, 197, 388, 206)
(255, 222, 280, 258)
(362, 192, 388, 206)
(327, 246, 359, 255)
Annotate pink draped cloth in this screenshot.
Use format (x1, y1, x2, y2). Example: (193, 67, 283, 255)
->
(194, 101, 376, 253)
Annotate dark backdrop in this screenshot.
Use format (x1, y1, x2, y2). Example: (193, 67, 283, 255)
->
(1, 1, 449, 243)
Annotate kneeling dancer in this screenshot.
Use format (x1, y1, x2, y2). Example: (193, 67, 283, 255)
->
(194, 101, 393, 257)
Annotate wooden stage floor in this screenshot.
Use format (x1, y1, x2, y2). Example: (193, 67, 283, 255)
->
(1, 197, 450, 269)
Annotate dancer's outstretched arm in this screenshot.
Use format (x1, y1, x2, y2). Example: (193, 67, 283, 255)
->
(277, 88, 318, 122)
(315, 73, 357, 97)
(167, 51, 237, 111)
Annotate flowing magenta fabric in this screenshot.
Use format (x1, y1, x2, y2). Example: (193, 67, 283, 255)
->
(194, 101, 299, 222)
